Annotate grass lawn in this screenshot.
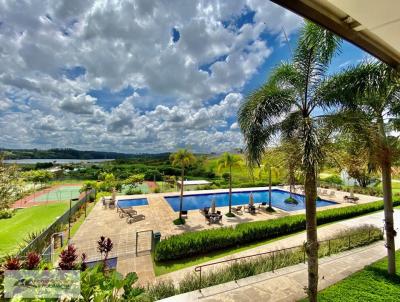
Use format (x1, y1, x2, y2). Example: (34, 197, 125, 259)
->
(69, 201, 96, 238)
(375, 180, 400, 195)
(0, 202, 69, 257)
(302, 249, 400, 301)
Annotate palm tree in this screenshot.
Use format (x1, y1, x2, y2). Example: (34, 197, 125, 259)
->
(323, 61, 400, 275)
(238, 22, 340, 301)
(170, 149, 196, 222)
(217, 152, 242, 215)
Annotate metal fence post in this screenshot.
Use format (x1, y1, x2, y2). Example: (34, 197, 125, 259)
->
(328, 239, 331, 256)
(272, 251, 275, 272)
(135, 232, 138, 256)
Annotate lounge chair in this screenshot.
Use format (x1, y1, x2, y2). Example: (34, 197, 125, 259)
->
(207, 213, 222, 224)
(200, 207, 210, 215)
(108, 198, 116, 208)
(118, 206, 138, 218)
(258, 202, 267, 208)
(232, 206, 243, 214)
(180, 210, 188, 218)
(321, 189, 328, 195)
(328, 191, 336, 198)
(126, 212, 145, 224)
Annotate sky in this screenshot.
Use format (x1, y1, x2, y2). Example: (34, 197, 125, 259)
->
(0, 0, 369, 154)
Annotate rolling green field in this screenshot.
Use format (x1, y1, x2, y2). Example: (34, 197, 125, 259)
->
(203, 156, 281, 184)
(0, 202, 69, 257)
(302, 250, 400, 301)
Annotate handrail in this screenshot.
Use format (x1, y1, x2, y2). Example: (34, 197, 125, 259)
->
(194, 228, 383, 291)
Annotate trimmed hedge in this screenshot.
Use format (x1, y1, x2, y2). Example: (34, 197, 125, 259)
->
(154, 199, 400, 262)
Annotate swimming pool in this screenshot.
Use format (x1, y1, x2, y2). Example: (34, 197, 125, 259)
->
(117, 198, 148, 208)
(164, 189, 336, 212)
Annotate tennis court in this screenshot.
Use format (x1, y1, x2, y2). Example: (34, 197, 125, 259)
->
(32, 185, 81, 202)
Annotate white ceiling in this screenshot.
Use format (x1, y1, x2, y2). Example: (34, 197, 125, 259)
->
(328, 0, 400, 56)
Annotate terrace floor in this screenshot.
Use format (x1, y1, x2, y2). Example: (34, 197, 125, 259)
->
(70, 186, 379, 284)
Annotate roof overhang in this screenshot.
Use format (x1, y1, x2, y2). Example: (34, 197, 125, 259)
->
(272, 0, 400, 70)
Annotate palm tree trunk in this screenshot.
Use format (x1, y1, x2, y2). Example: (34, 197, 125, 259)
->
(268, 165, 272, 208)
(381, 158, 396, 275)
(304, 166, 318, 302)
(179, 168, 184, 220)
(378, 119, 396, 275)
(229, 165, 232, 214)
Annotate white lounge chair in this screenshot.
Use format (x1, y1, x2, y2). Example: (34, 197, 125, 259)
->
(321, 189, 328, 195)
(328, 191, 336, 198)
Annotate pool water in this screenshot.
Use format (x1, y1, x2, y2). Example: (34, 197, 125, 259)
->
(117, 198, 148, 208)
(165, 189, 336, 212)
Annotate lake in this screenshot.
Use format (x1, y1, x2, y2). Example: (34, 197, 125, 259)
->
(4, 159, 115, 164)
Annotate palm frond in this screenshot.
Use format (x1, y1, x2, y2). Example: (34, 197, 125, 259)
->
(238, 84, 295, 166)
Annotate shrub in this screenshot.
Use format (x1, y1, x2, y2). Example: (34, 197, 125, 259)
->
(3, 257, 22, 270)
(25, 252, 41, 270)
(284, 197, 298, 204)
(125, 187, 143, 195)
(146, 280, 177, 301)
(222, 172, 230, 182)
(0, 208, 15, 219)
(154, 199, 399, 262)
(322, 175, 343, 185)
(59, 245, 78, 270)
(173, 218, 185, 225)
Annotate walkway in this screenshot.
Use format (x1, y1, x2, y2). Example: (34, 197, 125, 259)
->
(159, 209, 400, 301)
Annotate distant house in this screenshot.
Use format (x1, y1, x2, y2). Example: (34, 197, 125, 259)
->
(177, 180, 211, 190)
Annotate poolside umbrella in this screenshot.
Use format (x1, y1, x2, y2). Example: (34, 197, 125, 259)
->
(350, 187, 355, 199)
(112, 188, 117, 203)
(249, 193, 254, 207)
(211, 198, 216, 214)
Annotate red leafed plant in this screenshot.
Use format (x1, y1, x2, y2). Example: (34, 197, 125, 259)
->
(80, 253, 88, 271)
(59, 244, 78, 270)
(3, 257, 22, 270)
(97, 236, 113, 270)
(25, 252, 41, 270)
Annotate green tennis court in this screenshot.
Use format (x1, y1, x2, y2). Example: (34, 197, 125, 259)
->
(33, 185, 81, 202)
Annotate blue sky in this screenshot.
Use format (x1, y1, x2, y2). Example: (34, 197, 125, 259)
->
(0, 0, 368, 153)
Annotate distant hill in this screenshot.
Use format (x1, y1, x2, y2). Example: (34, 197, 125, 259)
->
(0, 148, 167, 160)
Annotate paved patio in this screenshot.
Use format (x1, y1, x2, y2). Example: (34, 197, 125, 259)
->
(70, 186, 380, 284)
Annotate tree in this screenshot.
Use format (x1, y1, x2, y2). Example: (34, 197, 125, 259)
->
(324, 61, 400, 275)
(259, 149, 285, 210)
(0, 157, 23, 209)
(217, 153, 242, 215)
(170, 149, 196, 223)
(124, 174, 145, 188)
(238, 22, 340, 301)
(342, 137, 376, 187)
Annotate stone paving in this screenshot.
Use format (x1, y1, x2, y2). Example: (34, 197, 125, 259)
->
(159, 209, 400, 301)
(71, 186, 380, 284)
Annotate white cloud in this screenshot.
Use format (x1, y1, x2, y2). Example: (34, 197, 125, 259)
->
(0, 0, 302, 153)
